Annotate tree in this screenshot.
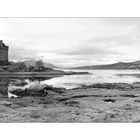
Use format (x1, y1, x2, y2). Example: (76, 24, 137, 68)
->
(28, 65, 34, 72)
(9, 62, 27, 71)
(17, 62, 27, 71)
(35, 60, 44, 71)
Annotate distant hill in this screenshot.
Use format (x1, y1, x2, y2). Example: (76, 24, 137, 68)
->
(22, 60, 58, 68)
(72, 60, 140, 70)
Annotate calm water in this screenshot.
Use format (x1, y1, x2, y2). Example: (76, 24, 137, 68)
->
(40, 69, 140, 89)
(2, 70, 140, 95)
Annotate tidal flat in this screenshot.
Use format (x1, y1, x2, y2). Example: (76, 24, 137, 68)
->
(1, 83, 140, 122)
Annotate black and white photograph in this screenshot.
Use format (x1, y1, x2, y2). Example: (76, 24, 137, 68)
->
(1, 18, 140, 123)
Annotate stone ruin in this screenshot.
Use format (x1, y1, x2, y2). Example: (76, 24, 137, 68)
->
(0, 40, 9, 66)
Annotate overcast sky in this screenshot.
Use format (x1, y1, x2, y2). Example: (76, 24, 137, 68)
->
(1, 18, 140, 67)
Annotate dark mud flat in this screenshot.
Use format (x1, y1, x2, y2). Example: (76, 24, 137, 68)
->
(1, 83, 140, 122)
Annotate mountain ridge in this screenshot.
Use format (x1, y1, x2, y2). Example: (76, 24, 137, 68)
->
(72, 60, 140, 70)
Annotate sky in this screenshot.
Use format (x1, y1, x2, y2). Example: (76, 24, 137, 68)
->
(0, 18, 140, 67)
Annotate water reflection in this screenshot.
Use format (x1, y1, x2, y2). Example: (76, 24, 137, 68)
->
(41, 70, 140, 89)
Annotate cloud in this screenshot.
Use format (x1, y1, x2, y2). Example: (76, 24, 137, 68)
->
(58, 44, 122, 56)
(1, 18, 140, 67)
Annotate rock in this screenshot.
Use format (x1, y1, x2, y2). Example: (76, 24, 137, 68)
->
(8, 92, 17, 98)
(10, 84, 66, 97)
(0, 101, 12, 106)
(103, 99, 116, 103)
(64, 101, 80, 107)
(10, 89, 28, 97)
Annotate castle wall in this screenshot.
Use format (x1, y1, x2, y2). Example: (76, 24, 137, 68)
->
(0, 41, 9, 65)
(0, 49, 8, 61)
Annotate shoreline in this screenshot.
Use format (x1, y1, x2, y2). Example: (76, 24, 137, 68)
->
(0, 71, 90, 78)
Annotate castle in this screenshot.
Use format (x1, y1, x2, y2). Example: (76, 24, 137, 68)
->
(0, 40, 9, 65)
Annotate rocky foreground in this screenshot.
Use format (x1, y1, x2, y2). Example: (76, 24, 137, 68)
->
(1, 83, 140, 122)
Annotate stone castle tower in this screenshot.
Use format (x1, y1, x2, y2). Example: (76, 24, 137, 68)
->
(0, 40, 9, 65)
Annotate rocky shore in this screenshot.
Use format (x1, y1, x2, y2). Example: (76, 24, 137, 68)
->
(1, 82, 140, 122)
